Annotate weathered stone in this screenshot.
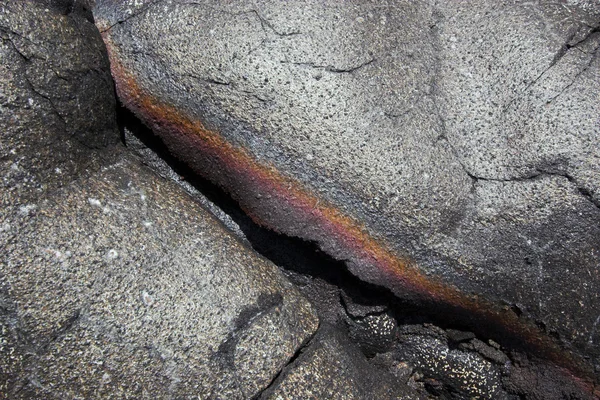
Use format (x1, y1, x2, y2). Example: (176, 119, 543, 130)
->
(94, 0, 600, 395)
(397, 324, 510, 399)
(0, 1, 318, 398)
(0, 0, 119, 202)
(261, 325, 421, 400)
(2, 155, 317, 399)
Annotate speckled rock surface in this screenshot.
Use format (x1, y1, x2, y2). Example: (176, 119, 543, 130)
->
(397, 324, 509, 399)
(93, 0, 600, 393)
(2, 154, 318, 398)
(0, 1, 318, 398)
(261, 325, 421, 400)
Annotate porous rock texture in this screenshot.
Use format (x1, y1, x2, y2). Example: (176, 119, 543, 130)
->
(261, 324, 420, 400)
(94, 0, 600, 395)
(0, 1, 318, 398)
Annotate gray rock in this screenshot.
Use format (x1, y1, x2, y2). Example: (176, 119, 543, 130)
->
(0, 1, 318, 398)
(93, 0, 600, 393)
(261, 325, 422, 400)
(1, 0, 119, 202)
(2, 155, 317, 399)
(122, 123, 250, 243)
(346, 312, 397, 357)
(397, 325, 510, 400)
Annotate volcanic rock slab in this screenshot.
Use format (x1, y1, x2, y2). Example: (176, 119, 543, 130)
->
(94, 0, 600, 394)
(0, 1, 317, 398)
(261, 325, 421, 400)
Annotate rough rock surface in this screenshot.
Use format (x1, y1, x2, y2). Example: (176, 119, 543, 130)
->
(94, 0, 600, 394)
(0, 1, 318, 398)
(261, 325, 421, 400)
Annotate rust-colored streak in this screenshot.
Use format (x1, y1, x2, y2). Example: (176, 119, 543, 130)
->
(101, 28, 596, 395)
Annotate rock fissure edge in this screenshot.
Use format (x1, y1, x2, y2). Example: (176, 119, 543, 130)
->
(101, 32, 595, 395)
(94, 1, 600, 396)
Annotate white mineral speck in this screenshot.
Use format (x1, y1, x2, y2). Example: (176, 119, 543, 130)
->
(106, 249, 118, 260)
(88, 198, 102, 207)
(18, 204, 37, 216)
(141, 290, 153, 306)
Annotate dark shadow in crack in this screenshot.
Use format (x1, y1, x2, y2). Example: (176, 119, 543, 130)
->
(117, 104, 531, 346)
(114, 103, 597, 398)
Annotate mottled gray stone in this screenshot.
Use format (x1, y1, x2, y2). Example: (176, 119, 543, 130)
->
(0, 0, 119, 203)
(93, 0, 600, 393)
(261, 325, 421, 400)
(122, 124, 250, 243)
(397, 325, 509, 400)
(2, 155, 317, 399)
(0, 1, 318, 398)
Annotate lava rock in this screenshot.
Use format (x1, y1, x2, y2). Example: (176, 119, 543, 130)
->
(94, 0, 600, 394)
(2, 156, 318, 398)
(347, 312, 398, 356)
(397, 325, 509, 399)
(260, 325, 421, 400)
(1, 0, 119, 202)
(340, 286, 388, 319)
(459, 338, 510, 366)
(0, 1, 318, 398)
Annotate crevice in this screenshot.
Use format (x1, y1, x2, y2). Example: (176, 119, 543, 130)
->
(503, 48, 567, 113)
(24, 78, 68, 127)
(281, 58, 376, 74)
(181, 73, 231, 86)
(469, 168, 600, 210)
(1, 33, 68, 128)
(559, 173, 600, 210)
(253, 321, 319, 400)
(0, 27, 46, 62)
(114, 105, 567, 358)
(503, 26, 599, 113)
(248, 9, 301, 38)
(188, 5, 301, 40)
(115, 106, 466, 330)
(327, 58, 375, 73)
(204, 77, 231, 86)
(545, 41, 600, 105)
(427, 3, 477, 192)
(115, 98, 599, 397)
